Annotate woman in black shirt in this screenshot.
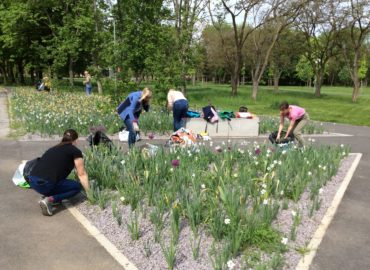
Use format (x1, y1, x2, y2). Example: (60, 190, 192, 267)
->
(28, 129, 90, 216)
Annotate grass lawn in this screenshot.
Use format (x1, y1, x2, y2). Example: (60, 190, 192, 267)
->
(185, 84, 370, 127)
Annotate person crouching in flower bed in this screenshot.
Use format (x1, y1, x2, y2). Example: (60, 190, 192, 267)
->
(117, 88, 152, 147)
(277, 101, 309, 147)
(27, 129, 90, 216)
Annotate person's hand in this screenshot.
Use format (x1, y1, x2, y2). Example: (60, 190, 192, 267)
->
(276, 134, 281, 141)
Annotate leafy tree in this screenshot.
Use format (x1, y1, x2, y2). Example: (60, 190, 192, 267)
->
(295, 55, 314, 87)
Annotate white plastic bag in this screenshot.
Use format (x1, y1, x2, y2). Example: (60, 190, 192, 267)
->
(12, 161, 27, 186)
(118, 130, 129, 142)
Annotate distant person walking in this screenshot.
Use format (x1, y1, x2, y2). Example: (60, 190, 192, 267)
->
(27, 129, 90, 216)
(83, 71, 92, 95)
(277, 101, 309, 147)
(117, 88, 152, 147)
(167, 89, 189, 132)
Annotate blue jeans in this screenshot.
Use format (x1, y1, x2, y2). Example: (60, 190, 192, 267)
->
(86, 84, 92, 95)
(124, 116, 136, 147)
(28, 175, 82, 203)
(173, 99, 188, 131)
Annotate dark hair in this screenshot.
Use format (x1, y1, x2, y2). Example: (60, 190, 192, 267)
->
(57, 129, 78, 146)
(279, 101, 289, 110)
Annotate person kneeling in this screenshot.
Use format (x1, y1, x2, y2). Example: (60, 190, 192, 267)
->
(28, 129, 89, 216)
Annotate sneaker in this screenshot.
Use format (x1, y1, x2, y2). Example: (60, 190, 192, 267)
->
(39, 197, 53, 216)
(40, 196, 60, 206)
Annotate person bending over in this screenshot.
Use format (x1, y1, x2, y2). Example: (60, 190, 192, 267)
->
(277, 101, 309, 147)
(167, 89, 189, 132)
(117, 88, 152, 147)
(28, 129, 89, 216)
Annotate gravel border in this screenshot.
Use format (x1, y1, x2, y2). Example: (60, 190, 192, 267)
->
(73, 155, 355, 270)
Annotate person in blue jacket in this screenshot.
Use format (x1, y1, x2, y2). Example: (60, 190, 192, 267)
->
(117, 88, 152, 147)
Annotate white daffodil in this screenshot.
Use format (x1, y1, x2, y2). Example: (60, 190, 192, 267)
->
(120, 160, 125, 165)
(224, 218, 231, 225)
(255, 161, 259, 165)
(319, 188, 323, 194)
(201, 184, 206, 189)
(263, 199, 269, 205)
(227, 260, 236, 270)
(308, 171, 312, 176)
(261, 189, 267, 195)
(291, 210, 297, 217)
(233, 173, 238, 178)
(278, 160, 282, 165)
(282, 150, 287, 155)
(281, 237, 288, 245)
(340, 144, 344, 148)
(261, 183, 267, 189)
(120, 196, 125, 202)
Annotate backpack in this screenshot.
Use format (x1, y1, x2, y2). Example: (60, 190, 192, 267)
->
(87, 131, 114, 149)
(202, 106, 214, 122)
(219, 111, 235, 121)
(186, 111, 201, 118)
(269, 131, 295, 144)
(239, 106, 248, 112)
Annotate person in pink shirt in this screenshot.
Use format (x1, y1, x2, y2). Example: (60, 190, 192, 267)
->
(277, 101, 309, 147)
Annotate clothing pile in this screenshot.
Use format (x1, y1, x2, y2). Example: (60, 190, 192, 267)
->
(167, 128, 197, 147)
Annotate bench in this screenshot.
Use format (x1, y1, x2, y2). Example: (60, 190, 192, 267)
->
(184, 117, 259, 137)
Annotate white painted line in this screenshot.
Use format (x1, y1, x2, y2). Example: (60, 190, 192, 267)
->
(295, 153, 363, 270)
(63, 202, 138, 270)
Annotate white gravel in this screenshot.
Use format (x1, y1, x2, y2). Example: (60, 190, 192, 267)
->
(74, 155, 355, 270)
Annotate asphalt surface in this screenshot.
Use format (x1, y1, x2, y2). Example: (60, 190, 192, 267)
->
(0, 140, 123, 270)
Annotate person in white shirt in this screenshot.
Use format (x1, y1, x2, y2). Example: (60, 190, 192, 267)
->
(167, 89, 189, 132)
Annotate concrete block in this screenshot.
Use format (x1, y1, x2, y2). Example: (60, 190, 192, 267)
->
(184, 117, 259, 137)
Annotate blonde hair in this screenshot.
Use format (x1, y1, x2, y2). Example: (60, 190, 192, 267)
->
(140, 87, 152, 102)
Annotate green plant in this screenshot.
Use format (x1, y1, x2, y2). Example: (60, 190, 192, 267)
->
(161, 236, 177, 270)
(111, 200, 122, 226)
(127, 210, 141, 240)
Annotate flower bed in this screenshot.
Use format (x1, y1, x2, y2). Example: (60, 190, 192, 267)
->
(74, 142, 349, 269)
(10, 89, 323, 137)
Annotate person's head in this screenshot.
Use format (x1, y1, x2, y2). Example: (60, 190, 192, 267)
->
(58, 129, 79, 146)
(84, 70, 89, 76)
(279, 101, 290, 115)
(140, 87, 152, 103)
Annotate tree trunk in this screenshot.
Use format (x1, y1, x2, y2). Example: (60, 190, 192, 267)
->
(30, 67, 35, 82)
(93, 0, 103, 94)
(192, 73, 196, 86)
(252, 78, 259, 101)
(17, 60, 25, 84)
(231, 75, 238, 96)
(273, 72, 281, 93)
(352, 73, 360, 103)
(69, 58, 74, 86)
(8, 62, 16, 83)
(314, 72, 323, 97)
(241, 74, 245, 85)
(0, 65, 7, 85)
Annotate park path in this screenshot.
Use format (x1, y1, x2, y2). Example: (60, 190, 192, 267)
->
(0, 89, 123, 270)
(0, 89, 10, 138)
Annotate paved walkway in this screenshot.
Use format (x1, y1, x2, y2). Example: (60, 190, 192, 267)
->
(1, 90, 370, 269)
(0, 92, 122, 270)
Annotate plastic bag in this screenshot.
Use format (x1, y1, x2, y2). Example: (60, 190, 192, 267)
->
(12, 161, 30, 188)
(119, 130, 129, 142)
